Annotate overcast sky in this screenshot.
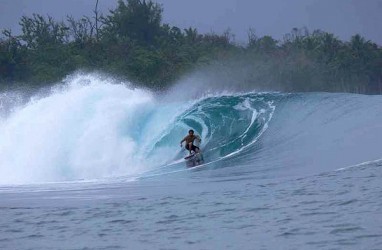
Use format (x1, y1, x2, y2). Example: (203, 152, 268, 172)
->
(1, 0, 381, 44)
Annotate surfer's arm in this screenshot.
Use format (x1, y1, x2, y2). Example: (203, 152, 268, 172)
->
(180, 137, 187, 146)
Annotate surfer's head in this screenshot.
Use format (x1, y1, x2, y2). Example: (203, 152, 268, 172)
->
(188, 129, 194, 135)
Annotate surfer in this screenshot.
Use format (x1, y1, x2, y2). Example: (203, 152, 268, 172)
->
(180, 129, 201, 155)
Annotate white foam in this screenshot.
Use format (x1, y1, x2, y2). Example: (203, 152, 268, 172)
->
(0, 74, 161, 184)
(336, 158, 382, 172)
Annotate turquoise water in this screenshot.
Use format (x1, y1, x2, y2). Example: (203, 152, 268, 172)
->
(0, 74, 382, 249)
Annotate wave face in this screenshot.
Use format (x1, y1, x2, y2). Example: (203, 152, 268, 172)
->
(1, 74, 382, 185)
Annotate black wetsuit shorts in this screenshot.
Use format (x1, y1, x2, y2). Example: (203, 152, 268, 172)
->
(186, 144, 199, 152)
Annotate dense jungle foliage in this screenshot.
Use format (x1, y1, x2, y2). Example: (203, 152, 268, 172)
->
(1, 0, 381, 93)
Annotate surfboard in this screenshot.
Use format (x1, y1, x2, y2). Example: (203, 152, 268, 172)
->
(184, 153, 196, 160)
(185, 152, 204, 167)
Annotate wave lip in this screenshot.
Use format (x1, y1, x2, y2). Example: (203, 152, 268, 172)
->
(0, 72, 276, 185)
(142, 93, 277, 177)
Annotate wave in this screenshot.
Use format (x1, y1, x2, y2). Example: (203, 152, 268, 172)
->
(1, 74, 382, 185)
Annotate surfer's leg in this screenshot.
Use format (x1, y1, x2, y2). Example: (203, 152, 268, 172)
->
(187, 142, 193, 154)
(191, 145, 199, 154)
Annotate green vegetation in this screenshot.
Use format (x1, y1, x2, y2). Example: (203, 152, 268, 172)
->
(1, 0, 382, 93)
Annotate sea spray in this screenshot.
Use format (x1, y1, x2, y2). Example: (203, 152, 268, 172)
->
(0, 74, 274, 184)
(0, 75, 160, 184)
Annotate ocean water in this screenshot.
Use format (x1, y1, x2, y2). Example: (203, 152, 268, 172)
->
(0, 74, 381, 249)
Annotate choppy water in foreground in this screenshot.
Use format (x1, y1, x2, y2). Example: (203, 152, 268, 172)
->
(0, 74, 382, 249)
(1, 161, 381, 250)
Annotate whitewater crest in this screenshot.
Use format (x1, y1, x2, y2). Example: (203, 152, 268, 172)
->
(0, 74, 271, 184)
(0, 75, 157, 184)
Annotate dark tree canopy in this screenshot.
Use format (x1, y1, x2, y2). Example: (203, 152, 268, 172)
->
(0, 0, 382, 94)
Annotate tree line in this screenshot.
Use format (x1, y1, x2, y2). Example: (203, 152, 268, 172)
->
(0, 0, 381, 94)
